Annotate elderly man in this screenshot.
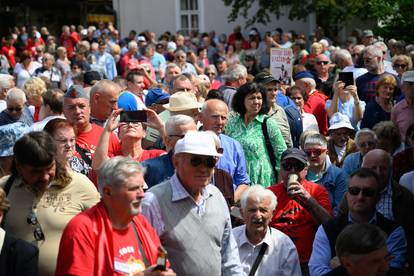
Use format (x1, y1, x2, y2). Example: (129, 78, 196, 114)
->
(219, 64, 248, 108)
(304, 133, 348, 214)
(360, 149, 414, 272)
(95, 41, 117, 80)
(33, 53, 62, 89)
(0, 74, 15, 111)
(233, 185, 301, 276)
(268, 148, 332, 274)
(200, 99, 250, 201)
(294, 71, 328, 135)
(356, 45, 400, 103)
(391, 70, 414, 144)
(339, 48, 368, 80)
(314, 54, 334, 89)
(142, 114, 196, 187)
(55, 157, 175, 276)
(63, 85, 119, 169)
(326, 224, 391, 276)
(142, 131, 243, 275)
(163, 63, 181, 93)
(171, 74, 194, 94)
(89, 79, 121, 126)
(309, 168, 407, 275)
(0, 87, 33, 126)
(120, 40, 141, 77)
(29, 88, 65, 131)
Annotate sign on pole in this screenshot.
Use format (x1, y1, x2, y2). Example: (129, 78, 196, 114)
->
(270, 48, 293, 85)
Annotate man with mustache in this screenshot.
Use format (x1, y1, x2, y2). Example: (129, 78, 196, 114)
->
(56, 156, 175, 276)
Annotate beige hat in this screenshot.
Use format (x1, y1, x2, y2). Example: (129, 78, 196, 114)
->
(163, 91, 202, 112)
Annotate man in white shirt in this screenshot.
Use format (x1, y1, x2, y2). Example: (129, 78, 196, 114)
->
(232, 185, 301, 276)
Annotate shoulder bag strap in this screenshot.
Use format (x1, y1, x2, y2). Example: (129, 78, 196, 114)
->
(131, 222, 150, 268)
(261, 117, 278, 181)
(249, 243, 268, 276)
(75, 144, 92, 166)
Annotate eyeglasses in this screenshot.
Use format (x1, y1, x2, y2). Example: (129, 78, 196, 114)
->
(333, 131, 350, 137)
(206, 72, 216, 76)
(27, 211, 45, 241)
(316, 61, 329, 65)
(190, 156, 218, 168)
(348, 186, 377, 197)
(7, 106, 22, 112)
(393, 64, 407, 69)
(55, 138, 76, 146)
(359, 141, 376, 148)
(304, 148, 327, 157)
(282, 162, 305, 172)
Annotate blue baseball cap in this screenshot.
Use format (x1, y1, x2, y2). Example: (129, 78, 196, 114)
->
(145, 87, 170, 106)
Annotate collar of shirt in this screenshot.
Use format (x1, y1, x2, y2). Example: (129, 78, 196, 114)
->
(239, 225, 272, 248)
(170, 173, 212, 203)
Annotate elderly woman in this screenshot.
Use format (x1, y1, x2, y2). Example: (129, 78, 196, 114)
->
(326, 79, 365, 130)
(174, 49, 197, 75)
(226, 82, 287, 187)
(0, 131, 100, 275)
(55, 46, 71, 75)
(44, 118, 89, 175)
(392, 55, 412, 79)
(0, 88, 33, 126)
(204, 64, 221, 90)
(13, 50, 41, 88)
(23, 77, 47, 122)
(92, 109, 166, 171)
(361, 75, 396, 129)
(342, 128, 377, 175)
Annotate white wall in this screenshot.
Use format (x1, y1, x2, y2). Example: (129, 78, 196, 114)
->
(114, 0, 314, 39)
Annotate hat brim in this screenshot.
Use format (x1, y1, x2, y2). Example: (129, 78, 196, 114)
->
(163, 103, 202, 111)
(282, 154, 308, 165)
(328, 123, 355, 132)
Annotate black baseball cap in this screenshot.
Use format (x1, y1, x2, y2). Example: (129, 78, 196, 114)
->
(281, 148, 308, 165)
(254, 72, 279, 85)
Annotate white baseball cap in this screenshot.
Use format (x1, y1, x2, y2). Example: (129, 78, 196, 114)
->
(174, 131, 223, 157)
(328, 112, 354, 132)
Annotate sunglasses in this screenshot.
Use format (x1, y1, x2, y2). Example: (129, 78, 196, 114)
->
(316, 61, 329, 65)
(27, 211, 45, 241)
(206, 72, 216, 76)
(348, 186, 377, 197)
(304, 148, 327, 157)
(359, 141, 375, 148)
(190, 156, 218, 168)
(393, 64, 407, 69)
(282, 162, 305, 172)
(7, 107, 22, 112)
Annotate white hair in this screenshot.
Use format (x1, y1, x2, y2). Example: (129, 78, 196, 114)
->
(165, 115, 195, 135)
(300, 77, 316, 88)
(319, 39, 329, 48)
(334, 49, 352, 63)
(128, 40, 138, 50)
(0, 74, 14, 90)
(223, 64, 247, 82)
(240, 185, 277, 212)
(6, 87, 27, 102)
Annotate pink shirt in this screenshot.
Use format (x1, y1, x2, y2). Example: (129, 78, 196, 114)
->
(391, 99, 414, 143)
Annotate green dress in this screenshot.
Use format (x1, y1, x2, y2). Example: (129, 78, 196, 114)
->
(225, 113, 287, 187)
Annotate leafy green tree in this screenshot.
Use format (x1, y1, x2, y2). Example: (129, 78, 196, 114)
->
(222, 0, 414, 43)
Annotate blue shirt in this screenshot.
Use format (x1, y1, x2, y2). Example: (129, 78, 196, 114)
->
(276, 92, 297, 109)
(117, 91, 146, 111)
(306, 159, 348, 215)
(141, 151, 174, 188)
(96, 52, 117, 80)
(217, 134, 250, 189)
(342, 152, 362, 175)
(309, 213, 407, 276)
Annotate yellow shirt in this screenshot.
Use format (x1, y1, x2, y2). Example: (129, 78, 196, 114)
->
(0, 170, 100, 276)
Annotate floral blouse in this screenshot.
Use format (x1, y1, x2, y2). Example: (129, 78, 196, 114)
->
(225, 113, 287, 187)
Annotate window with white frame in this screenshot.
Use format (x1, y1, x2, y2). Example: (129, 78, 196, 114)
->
(179, 0, 199, 35)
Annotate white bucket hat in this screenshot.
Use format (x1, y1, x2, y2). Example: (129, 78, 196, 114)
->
(328, 112, 355, 132)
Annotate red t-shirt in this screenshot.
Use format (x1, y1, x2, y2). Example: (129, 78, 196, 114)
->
(55, 202, 160, 276)
(267, 180, 332, 263)
(114, 148, 166, 162)
(1, 45, 16, 67)
(303, 90, 328, 135)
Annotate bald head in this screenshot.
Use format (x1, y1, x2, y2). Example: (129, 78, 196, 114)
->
(200, 99, 229, 134)
(362, 149, 392, 190)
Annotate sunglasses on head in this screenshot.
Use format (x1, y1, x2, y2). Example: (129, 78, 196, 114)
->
(7, 106, 22, 112)
(348, 186, 377, 197)
(282, 161, 305, 172)
(27, 211, 45, 241)
(317, 61, 329, 65)
(304, 148, 327, 157)
(190, 156, 218, 168)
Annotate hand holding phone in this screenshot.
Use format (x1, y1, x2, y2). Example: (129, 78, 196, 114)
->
(338, 72, 354, 87)
(120, 110, 147, 123)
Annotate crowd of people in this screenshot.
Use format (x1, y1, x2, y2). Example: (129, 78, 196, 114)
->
(0, 21, 413, 276)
